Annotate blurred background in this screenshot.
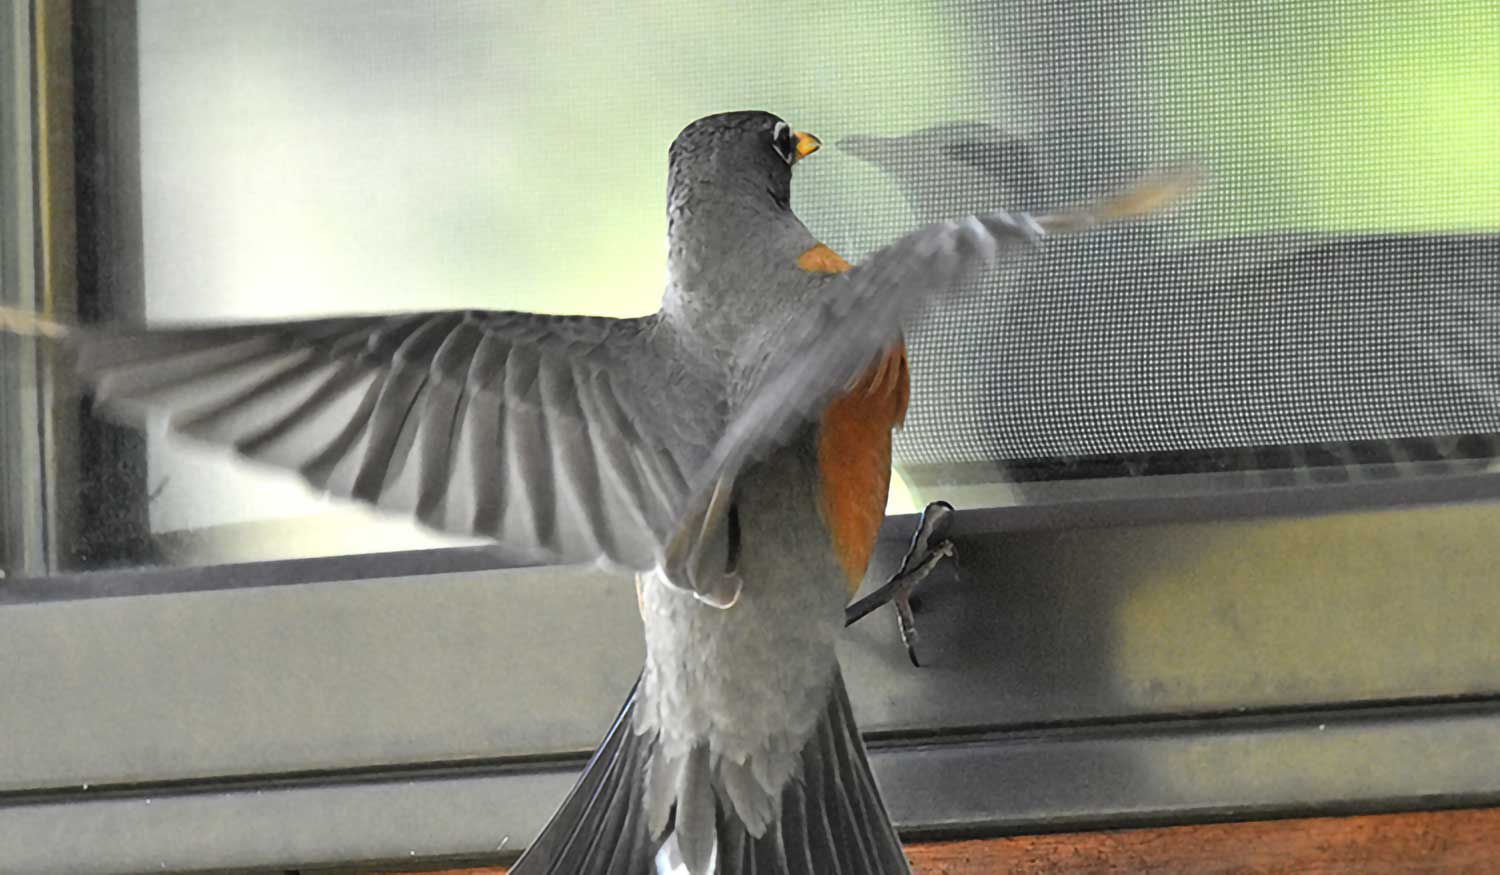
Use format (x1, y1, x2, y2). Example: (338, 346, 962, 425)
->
(5, 0, 1498, 572)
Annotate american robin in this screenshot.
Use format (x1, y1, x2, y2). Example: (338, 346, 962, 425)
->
(1, 110, 1191, 874)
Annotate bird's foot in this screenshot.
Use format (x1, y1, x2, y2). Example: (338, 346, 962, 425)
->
(844, 500, 957, 666)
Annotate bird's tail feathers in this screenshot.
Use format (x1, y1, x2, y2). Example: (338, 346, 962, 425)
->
(510, 668, 909, 875)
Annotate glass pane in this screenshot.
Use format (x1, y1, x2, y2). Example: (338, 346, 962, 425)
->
(10, 0, 1499, 574)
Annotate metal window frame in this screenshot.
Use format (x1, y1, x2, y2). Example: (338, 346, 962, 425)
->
(2, 0, 154, 582)
(6, 465, 1500, 604)
(3, 504, 1500, 873)
(1, 0, 48, 577)
(3, 700, 1500, 874)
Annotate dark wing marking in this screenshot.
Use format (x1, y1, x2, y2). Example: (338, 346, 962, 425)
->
(74, 310, 716, 570)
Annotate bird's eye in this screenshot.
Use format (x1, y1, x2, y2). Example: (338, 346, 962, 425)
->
(771, 121, 794, 165)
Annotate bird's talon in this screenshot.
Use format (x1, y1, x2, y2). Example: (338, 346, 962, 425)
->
(844, 501, 960, 667)
(895, 595, 922, 667)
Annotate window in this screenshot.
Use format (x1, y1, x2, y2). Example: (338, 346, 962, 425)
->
(5, 1, 1498, 576)
(2, 2, 1497, 872)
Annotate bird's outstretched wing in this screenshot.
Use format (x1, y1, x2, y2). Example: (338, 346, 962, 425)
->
(65, 310, 718, 570)
(664, 169, 1199, 595)
(708, 171, 1195, 486)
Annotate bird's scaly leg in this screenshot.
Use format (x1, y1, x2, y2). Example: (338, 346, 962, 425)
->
(844, 500, 956, 667)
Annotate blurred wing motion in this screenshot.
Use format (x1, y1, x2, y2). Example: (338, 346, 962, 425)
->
(66, 311, 716, 569)
(838, 120, 1140, 216)
(703, 170, 1195, 486)
(665, 168, 1198, 585)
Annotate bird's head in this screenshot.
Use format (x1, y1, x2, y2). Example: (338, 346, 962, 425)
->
(667, 111, 821, 212)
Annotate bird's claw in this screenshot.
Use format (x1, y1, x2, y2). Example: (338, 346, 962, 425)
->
(845, 501, 958, 667)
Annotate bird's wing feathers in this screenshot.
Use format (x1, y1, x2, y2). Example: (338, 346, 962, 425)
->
(668, 169, 1200, 560)
(47, 169, 1191, 590)
(75, 310, 716, 569)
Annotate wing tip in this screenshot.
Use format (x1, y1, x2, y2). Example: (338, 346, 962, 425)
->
(0, 306, 72, 339)
(1039, 163, 1207, 234)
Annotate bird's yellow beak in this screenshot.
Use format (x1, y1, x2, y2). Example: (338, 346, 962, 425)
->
(793, 131, 822, 161)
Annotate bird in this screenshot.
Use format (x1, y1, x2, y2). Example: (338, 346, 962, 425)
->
(0, 110, 1192, 874)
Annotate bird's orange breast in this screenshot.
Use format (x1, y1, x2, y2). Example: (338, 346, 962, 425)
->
(798, 243, 911, 593)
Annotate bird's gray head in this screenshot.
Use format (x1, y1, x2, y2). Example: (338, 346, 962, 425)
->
(660, 111, 824, 347)
(667, 111, 821, 213)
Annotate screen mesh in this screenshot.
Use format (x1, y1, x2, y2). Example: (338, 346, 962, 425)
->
(894, 231, 1498, 467)
(44, 0, 1500, 567)
(788, 4, 1500, 477)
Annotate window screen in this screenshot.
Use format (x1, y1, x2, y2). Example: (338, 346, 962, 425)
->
(866, 5, 1500, 499)
(10, 0, 1499, 572)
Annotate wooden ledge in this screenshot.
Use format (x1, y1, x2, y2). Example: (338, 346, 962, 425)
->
(366, 806, 1500, 874)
